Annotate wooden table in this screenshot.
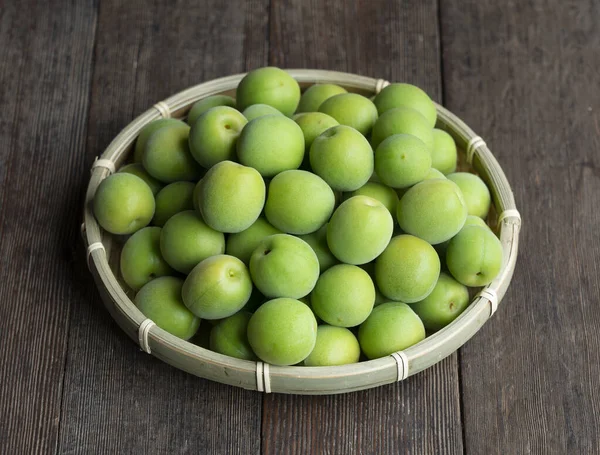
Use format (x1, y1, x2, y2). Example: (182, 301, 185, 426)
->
(1, 1, 599, 453)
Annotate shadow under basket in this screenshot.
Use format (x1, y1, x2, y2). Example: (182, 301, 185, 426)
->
(82, 69, 522, 395)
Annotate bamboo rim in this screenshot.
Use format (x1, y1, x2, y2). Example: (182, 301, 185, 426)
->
(82, 70, 521, 395)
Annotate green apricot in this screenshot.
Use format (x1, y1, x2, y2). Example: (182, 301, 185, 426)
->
(237, 115, 305, 177)
(350, 181, 399, 216)
(160, 210, 225, 274)
(187, 95, 236, 126)
(134, 276, 200, 340)
(298, 224, 339, 273)
(409, 272, 470, 331)
(358, 302, 425, 359)
(247, 297, 318, 365)
(188, 106, 247, 168)
(311, 264, 375, 327)
(303, 325, 361, 366)
(447, 172, 492, 219)
(118, 163, 163, 195)
(318, 93, 378, 136)
(375, 234, 440, 303)
(182, 254, 252, 319)
(397, 179, 467, 244)
(134, 118, 187, 163)
(93, 173, 155, 235)
(249, 234, 319, 299)
(209, 312, 257, 360)
(375, 134, 432, 188)
(142, 123, 203, 183)
(297, 83, 347, 113)
(152, 181, 195, 227)
(310, 125, 374, 191)
(196, 160, 266, 233)
(425, 168, 446, 180)
(431, 129, 457, 174)
(265, 170, 335, 235)
(374, 83, 437, 127)
(236, 67, 301, 116)
(120, 227, 174, 291)
(226, 217, 282, 265)
(371, 107, 434, 151)
(327, 196, 394, 265)
(446, 225, 503, 286)
(294, 112, 339, 152)
(434, 215, 491, 262)
(242, 103, 284, 121)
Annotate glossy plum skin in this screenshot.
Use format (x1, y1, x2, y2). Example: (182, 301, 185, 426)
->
(236, 67, 301, 116)
(303, 325, 361, 366)
(247, 298, 318, 365)
(375, 234, 441, 303)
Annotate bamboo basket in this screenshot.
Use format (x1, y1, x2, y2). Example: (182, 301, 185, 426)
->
(82, 70, 521, 395)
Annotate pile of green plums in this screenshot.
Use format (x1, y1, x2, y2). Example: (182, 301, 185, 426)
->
(93, 66, 503, 368)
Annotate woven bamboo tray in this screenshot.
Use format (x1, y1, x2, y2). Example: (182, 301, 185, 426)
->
(82, 69, 521, 395)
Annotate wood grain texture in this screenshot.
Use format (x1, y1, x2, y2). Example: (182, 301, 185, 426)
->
(0, 1, 97, 454)
(441, 0, 600, 453)
(57, 1, 268, 454)
(264, 1, 463, 454)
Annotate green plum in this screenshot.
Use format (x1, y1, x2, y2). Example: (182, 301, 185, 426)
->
(249, 234, 319, 299)
(247, 297, 317, 365)
(187, 95, 236, 126)
(431, 129, 457, 174)
(196, 160, 266, 233)
(446, 225, 503, 286)
(188, 106, 247, 168)
(294, 112, 339, 152)
(303, 325, 361, 366)
(118, 163, 163, 195)
(425, 168, 446, 180)
(160, 210, 225, 274)
(237, 115, 305, 177)
(265, 170, 335, 235)
(242, 103, 283, 121)
(142, 123, 203, 182)
(209, 312, 257, 360)
(182, 254, 252, 319)
(374, 83, 437, 127)
(236, 67, 301, 116)
(311, 264, 375, 327)
(298, 224, 338, 273)
(134, 276, 200, 340)
(120, 227, 174, 291)
(375, 234, 440, 303)
(375, 134, 432, 189)
(297, 84, 347, 113)
(358, 302, 425, 359)
(397, 179, 467, 244)
(327, 196, 393, 265)
(447, 172, 492, 219)
(349, 181, 399, 216)
(226, 217, 282, 265)
(318, 93, 378, 136)
(309, 125, 373, 191)
(152, 181, 195, 227)
(434, 215, 491, 262)
(371, 107, 434, 150)
(134, 118, 187, 162)
(409, 272, 470, 331)
(93, 173, 155, 235)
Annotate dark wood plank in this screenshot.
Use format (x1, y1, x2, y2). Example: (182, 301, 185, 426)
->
(264, 2, 464, 454)
(57, 1, 268, 453)
(0, 1, 98, 453)
(441, 0, 600, 453)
